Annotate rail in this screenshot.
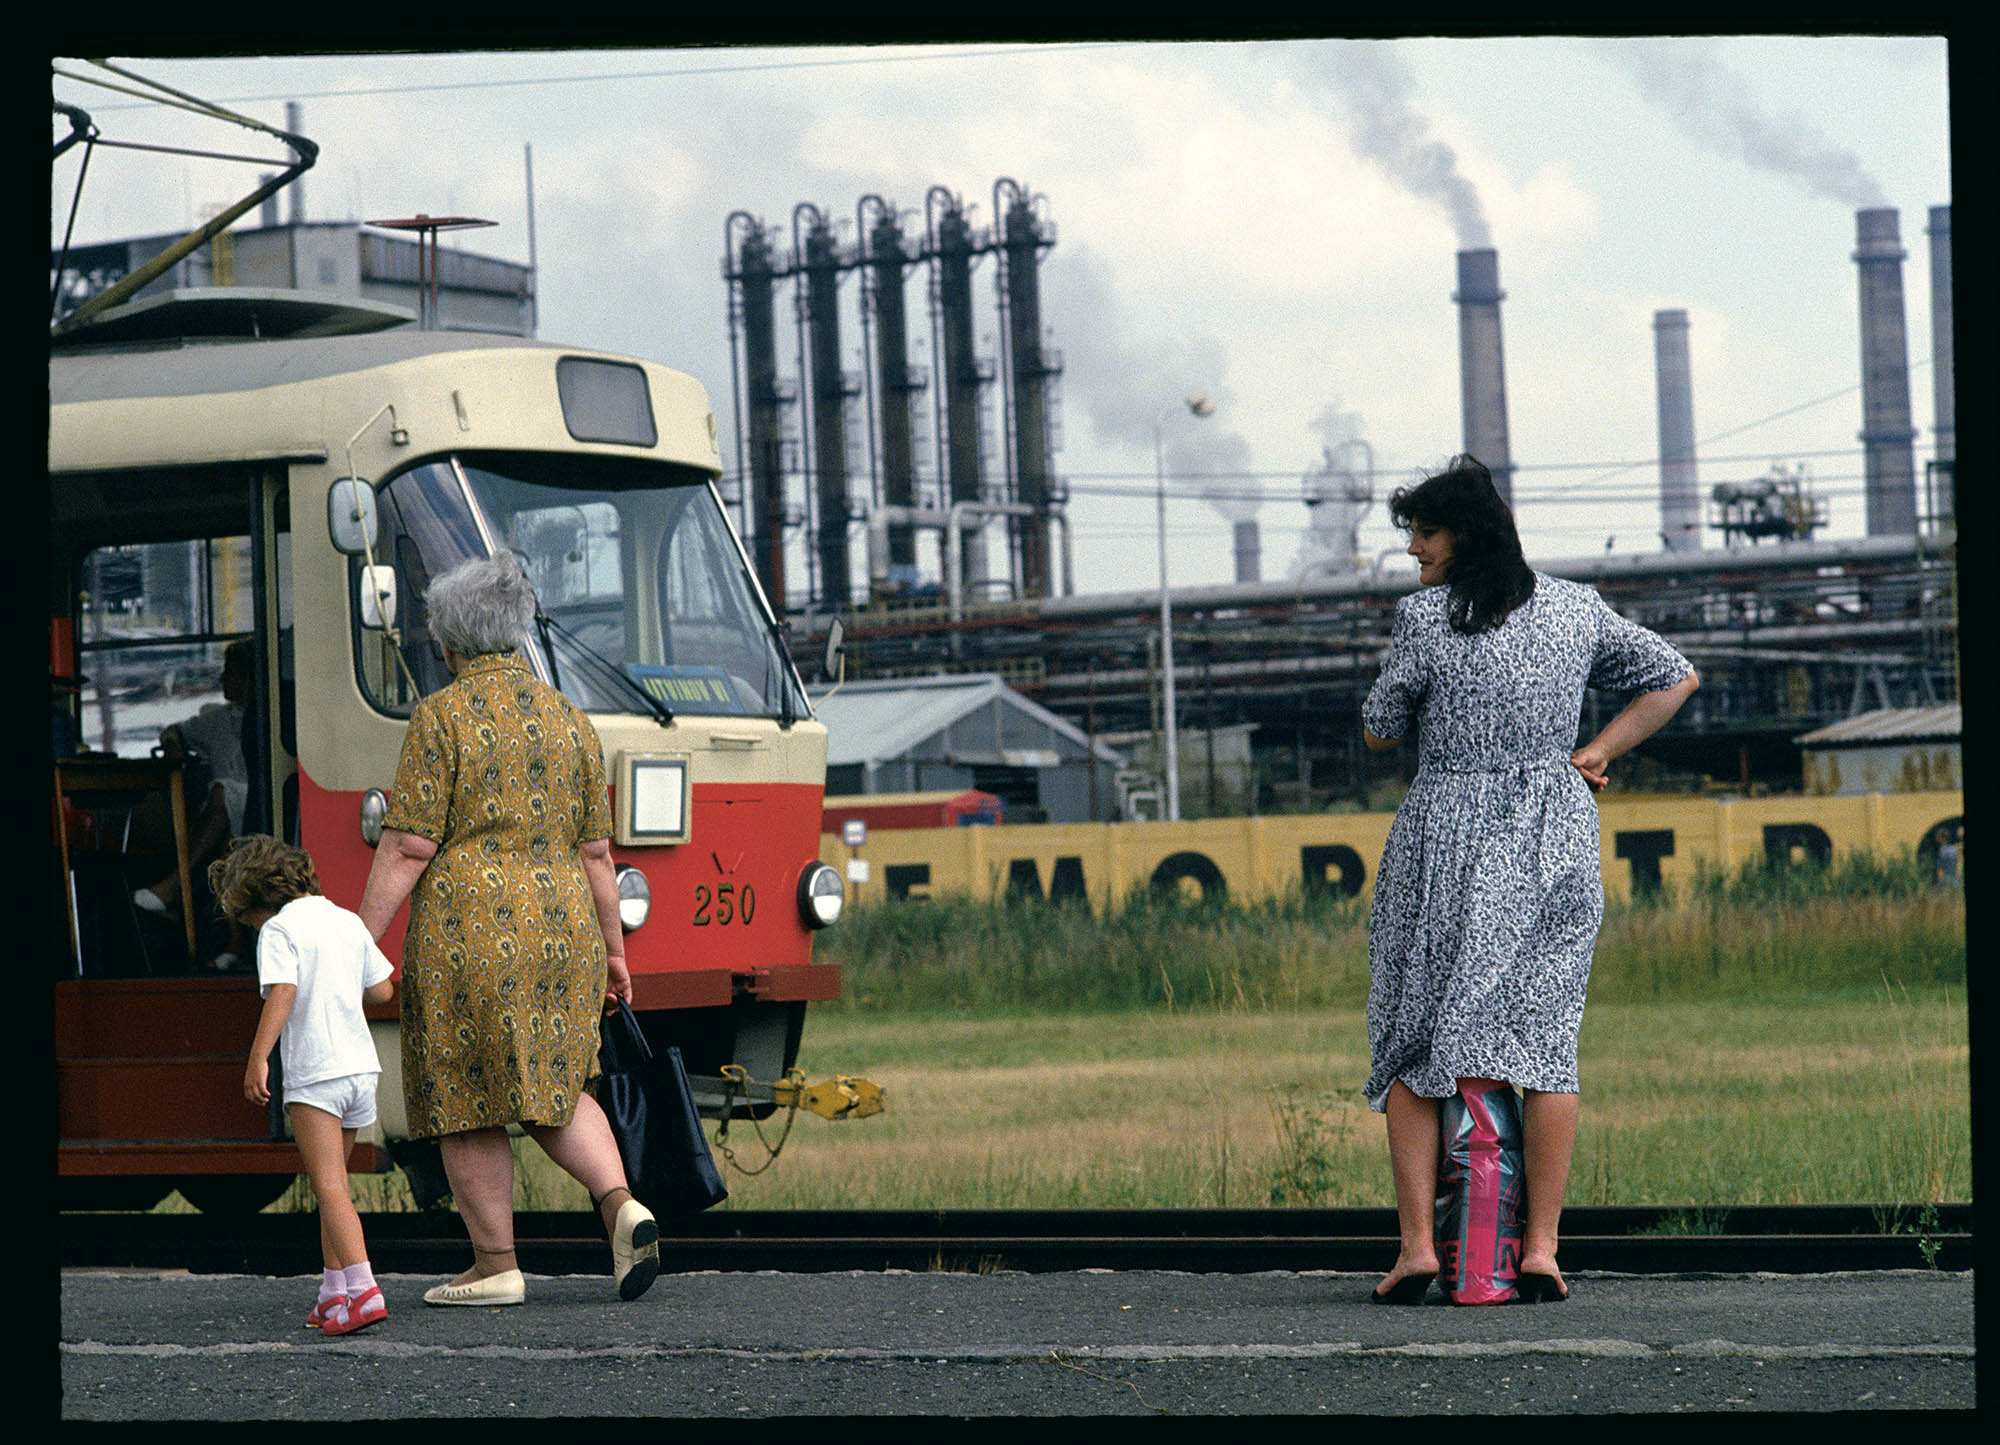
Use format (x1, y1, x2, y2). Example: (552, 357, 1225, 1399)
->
(59, 1204, 1970, 1276)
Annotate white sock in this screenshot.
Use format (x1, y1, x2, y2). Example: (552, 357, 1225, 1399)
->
(342, 1262, 376, 1296)
(319, 1267, 345, 1304)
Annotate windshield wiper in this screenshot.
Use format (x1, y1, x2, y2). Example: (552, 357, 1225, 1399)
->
(532, 611, 673, 727)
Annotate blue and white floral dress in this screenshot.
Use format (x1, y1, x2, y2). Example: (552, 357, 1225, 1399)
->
(1360, 574, 1691, 1111)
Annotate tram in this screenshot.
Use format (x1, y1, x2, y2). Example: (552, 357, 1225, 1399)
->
(50, 290, 846, 1212)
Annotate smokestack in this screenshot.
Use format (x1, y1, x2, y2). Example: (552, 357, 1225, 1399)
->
(1653, 309, 1701, 551)
(1232, 519, 1261, 583)
(285, 103, 305, 224)
(1927, 204, 1953, 469)
(1454, 249, 1514, 506)
(1852, 208, 1918, 536)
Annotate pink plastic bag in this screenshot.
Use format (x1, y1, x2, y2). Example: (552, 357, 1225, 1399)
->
(1434, 1078, 1524, 1305)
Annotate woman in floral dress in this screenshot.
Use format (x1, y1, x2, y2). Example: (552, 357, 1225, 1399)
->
(359, 552, 659, 1307)
(1360, 457, 1698, 1304)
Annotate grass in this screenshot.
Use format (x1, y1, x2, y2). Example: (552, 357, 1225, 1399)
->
(236, 852, 1966, 1216)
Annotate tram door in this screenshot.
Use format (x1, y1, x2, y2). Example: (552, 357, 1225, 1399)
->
(56, 467, 292, 977)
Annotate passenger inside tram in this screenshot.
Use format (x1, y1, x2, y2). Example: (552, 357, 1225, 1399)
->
(132, 638, 253, 968)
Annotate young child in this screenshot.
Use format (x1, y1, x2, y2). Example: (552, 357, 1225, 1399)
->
(210, 835, 396, 1336)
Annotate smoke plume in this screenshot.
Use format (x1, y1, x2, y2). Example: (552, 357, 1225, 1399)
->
(1618, 39, 1887, 208)
(1312, 43, 1492, 249)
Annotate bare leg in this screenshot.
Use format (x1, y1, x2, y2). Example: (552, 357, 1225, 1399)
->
(1378, 1081, 1441, 1294)
(148, 786, 231, 907)
(438, 1127, 519, 1281)
(524, 1091, 633, 1236)
(1520, 1089, 1578, 1291)
(287, 1106, 366, 1269)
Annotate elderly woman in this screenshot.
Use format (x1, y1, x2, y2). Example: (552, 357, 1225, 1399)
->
(1360, 457, 1697, 1305)
(358, 552, 658, 1306)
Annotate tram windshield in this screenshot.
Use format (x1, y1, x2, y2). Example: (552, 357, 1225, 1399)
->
(356, 453, 807, 722)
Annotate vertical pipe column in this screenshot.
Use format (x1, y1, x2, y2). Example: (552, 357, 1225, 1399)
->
(285, 102, 305, 224)
(1853, 207, 1918, 537)
(736, 224, 788, 609)
(1927, 204, 1954, 471)
(1653, 308, 1702, 551)
(1000, 185, 1056, 600)
(868, 206, 919, 593)
(802, 211, 852, 608)
(1454, 248, 1514, 506)
(932, 193, 987, 594)
(1232, 520, 1262, 582)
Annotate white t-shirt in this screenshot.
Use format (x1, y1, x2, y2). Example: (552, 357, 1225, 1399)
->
(176, 700, 249, 833)
(256, 895, 395, 1089)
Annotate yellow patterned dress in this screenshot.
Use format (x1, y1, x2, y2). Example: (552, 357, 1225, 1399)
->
(382, 652, 615, 1139)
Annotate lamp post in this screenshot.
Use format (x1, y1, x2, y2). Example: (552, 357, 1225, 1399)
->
(1154, 393, 1215, 822)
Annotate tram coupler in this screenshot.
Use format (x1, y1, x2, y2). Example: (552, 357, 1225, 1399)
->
(708, 1064, 885, 1120)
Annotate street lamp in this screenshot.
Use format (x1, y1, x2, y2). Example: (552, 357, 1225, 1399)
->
(1154, 392, 1215, 822)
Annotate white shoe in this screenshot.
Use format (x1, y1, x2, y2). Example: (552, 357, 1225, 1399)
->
(422, 1268, 525, 1307)
(610, 1198, 659, 1301)
(133, 888, 169, 914)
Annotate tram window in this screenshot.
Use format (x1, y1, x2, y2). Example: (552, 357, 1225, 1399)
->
(352, 454, 806, 723)
(350, 464, 469, 715)
(555, 357, 657, 447)
(75, 537, 255, 758)
(515, 502, 624, 608)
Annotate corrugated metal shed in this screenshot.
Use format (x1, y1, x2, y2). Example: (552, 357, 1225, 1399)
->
(1793, 705, 1961, 796)
(808, 674, 1125, 823)
(1794, 705, 1961, 747)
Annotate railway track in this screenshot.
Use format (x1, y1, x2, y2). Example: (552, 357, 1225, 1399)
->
(60, 1204, 1971, 1276)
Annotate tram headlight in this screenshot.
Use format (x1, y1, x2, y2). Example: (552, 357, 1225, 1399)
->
(615, 864, 652, 931)
(360, 789, 388, 847)
(797, 861, 844, 929)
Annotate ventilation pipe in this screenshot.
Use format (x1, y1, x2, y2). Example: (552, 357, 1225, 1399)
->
(1653, 309, 1701, 551)
(1454, 248, 1514, 506)
(1853, 208, 1918, 536)
(1927, 204, 1953, 470)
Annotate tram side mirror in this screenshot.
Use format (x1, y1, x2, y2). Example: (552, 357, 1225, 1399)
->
(328, 478, 380, 556)
(823, 618, 845, 682)
(358, 566, 397, 629)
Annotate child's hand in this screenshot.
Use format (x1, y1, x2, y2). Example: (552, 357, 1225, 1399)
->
(244, 1058, 270, 1106)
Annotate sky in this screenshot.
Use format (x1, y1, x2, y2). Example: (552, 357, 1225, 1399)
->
(49, 37, 1954, 602)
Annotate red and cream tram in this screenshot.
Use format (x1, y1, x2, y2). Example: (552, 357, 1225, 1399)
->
(50, 292, 844, 1211)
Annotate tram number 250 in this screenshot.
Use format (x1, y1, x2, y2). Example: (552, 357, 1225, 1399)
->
(693, 883, 756, 926)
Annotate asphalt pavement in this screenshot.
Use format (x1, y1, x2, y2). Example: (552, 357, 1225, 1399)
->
(58, 1265, 1975, 1417)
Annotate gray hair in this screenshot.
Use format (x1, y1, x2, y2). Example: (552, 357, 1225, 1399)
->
(425, 552, 536, 657)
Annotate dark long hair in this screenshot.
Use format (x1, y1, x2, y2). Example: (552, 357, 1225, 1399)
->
(1388, 455, 1535, 634)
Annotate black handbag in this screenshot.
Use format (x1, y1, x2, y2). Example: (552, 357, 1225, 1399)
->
(597, 998, 728, 1214)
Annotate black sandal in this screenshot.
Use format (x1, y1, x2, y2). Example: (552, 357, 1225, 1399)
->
(1513, 1270, 1569, 1303)
(1370, 1271, 1436, 1305)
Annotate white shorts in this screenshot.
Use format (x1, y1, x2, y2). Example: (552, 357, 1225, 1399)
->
(284, 1072, 379, 1130)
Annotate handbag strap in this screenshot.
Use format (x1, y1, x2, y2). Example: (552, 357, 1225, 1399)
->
(606, 997, 654, 1068)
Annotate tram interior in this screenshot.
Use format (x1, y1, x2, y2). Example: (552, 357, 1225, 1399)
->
(53, 466, 295, 979)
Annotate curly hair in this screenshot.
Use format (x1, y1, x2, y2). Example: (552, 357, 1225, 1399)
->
(207, 834, 321, 922)
(424, 551, 536, 657)
(1388, 454, 1536, 635)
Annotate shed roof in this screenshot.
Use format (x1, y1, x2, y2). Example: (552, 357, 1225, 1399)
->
(809, 673, 1123, 768)
(1793, 704, 1962, 747)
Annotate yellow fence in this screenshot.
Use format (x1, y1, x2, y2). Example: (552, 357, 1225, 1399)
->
(820, 791, 1966, 909)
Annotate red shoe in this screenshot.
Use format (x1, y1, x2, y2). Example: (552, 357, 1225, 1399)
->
(306, 1293, 347, 1329)
(321, 1284, 387, 1336)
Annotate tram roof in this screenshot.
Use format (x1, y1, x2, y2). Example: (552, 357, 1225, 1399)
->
(49, 322, 572, 405)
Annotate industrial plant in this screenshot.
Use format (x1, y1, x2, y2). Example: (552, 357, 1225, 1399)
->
(52, 144, 1956, 822)
(720, 187, 1956, 818)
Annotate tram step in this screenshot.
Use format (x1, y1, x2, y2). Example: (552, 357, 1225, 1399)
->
(56, 977, 266, 1056)
(60, 1055, 275, 1142)
(60, 1139, 389, 1176)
